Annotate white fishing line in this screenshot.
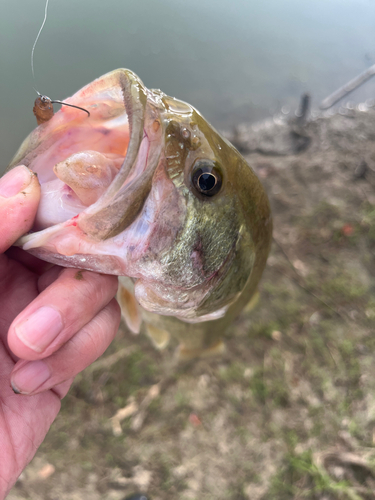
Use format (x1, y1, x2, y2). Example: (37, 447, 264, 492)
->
(30, 0, 90, 120)
(31, 0, 50, 92)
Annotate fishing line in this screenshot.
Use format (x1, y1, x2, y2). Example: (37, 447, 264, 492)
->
(31, 0, 90, 122)
(31, 0, 50, 88)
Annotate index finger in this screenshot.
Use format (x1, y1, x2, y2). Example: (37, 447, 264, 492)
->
(8, 268, 119, 361)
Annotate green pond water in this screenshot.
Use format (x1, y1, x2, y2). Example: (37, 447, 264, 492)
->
(1, 0, 375, 169)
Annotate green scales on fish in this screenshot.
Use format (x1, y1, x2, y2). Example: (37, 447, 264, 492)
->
(7, 69, 272, 357)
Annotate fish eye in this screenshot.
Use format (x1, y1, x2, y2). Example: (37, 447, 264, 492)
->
(191, 160, 223, 197)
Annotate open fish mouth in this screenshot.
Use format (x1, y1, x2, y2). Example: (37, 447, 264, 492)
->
(7, 68, 272, 321)
(10, 70, 164, 258)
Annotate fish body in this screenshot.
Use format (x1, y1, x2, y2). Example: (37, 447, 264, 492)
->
(8, 69, 272, 356)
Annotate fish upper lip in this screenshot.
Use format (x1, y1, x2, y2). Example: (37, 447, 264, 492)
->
(16, 70, 164, 249)
(76, 71, 151, 239)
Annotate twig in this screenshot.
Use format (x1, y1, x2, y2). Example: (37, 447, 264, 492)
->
(72, 345, 137, 389)
(320, 64, 375, 110)
(110, 372, 177, 436)
(131, 383, 161, 431)
(111, 400, 139, 436)
(84, 346, 136, 376)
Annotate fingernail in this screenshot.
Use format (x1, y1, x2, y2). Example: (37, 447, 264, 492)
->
(11, 361, 51, 394)
(0, 166, 32, 198)
(15, 306, 63, 353)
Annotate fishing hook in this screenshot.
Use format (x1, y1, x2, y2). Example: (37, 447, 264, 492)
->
(31, 0, 90, 124)
(33, 92, 90, 125)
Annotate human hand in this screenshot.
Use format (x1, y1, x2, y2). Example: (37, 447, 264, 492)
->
(0, 166, 121, 498)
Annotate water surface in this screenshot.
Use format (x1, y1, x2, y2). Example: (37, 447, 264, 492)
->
(1, 0, 375, 169)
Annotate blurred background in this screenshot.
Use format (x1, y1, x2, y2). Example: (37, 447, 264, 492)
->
(1, 0, 375, 169)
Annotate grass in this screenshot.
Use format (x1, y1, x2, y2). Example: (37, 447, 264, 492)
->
(268, 448, 364, 500)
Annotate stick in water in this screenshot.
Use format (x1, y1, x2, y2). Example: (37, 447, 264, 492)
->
(320, 64, 375, 110)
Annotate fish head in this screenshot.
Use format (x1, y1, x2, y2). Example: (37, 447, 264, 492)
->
(9, 69, 272, 322)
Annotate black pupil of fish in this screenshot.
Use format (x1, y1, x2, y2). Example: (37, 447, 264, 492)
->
(198, 173, 216, 191)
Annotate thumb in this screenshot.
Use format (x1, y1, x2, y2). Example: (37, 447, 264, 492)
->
(0, 165, 41, 253)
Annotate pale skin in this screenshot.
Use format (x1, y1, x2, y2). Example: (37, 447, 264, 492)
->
(0, 165, 121, 498)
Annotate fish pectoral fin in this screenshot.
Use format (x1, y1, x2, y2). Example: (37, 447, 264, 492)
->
(177, 340, 225, 361)
(145, 323, 171, 350)
(117, 284, 142, 334)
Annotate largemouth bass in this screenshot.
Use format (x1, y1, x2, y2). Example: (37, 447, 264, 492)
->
(8, 69, 272, 357)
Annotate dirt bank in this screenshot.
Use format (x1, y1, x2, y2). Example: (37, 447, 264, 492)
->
(8, 106, 375, 500)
